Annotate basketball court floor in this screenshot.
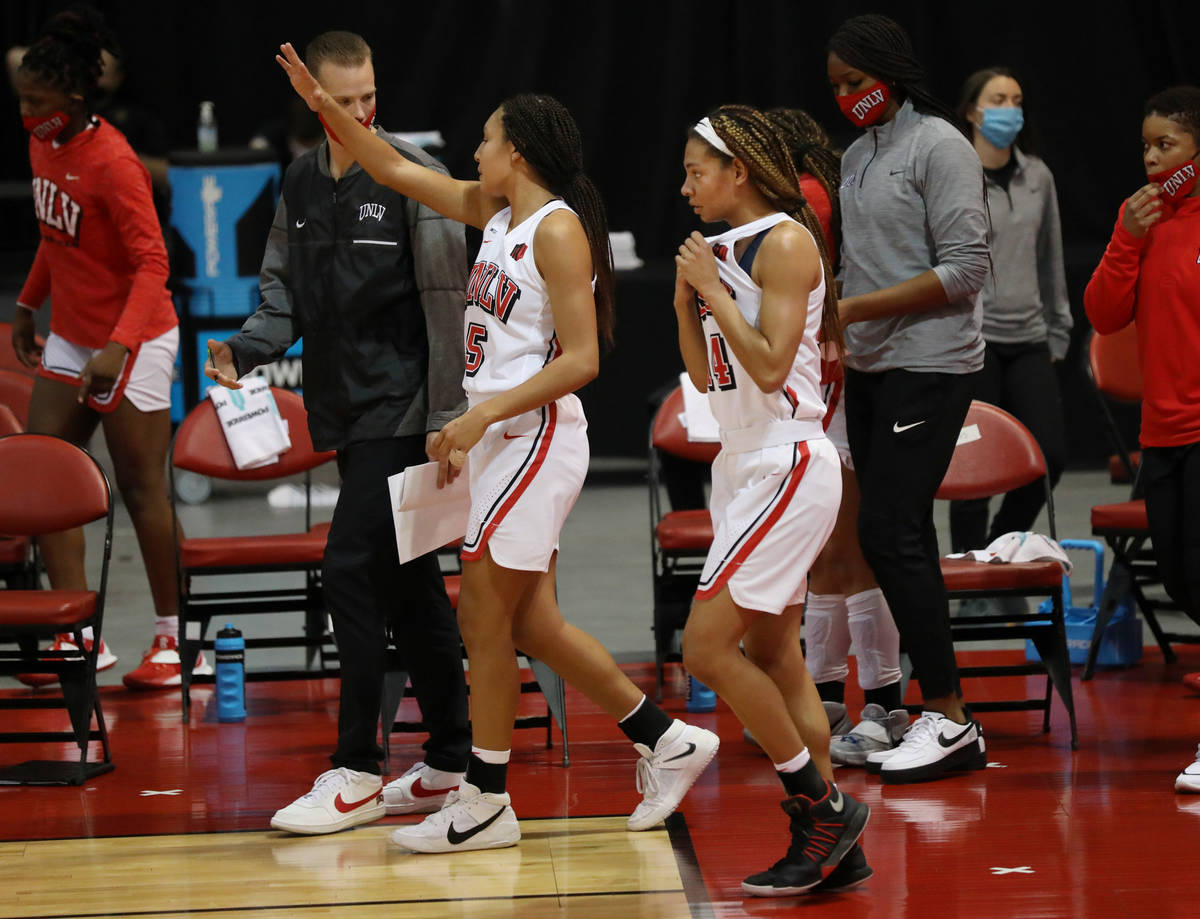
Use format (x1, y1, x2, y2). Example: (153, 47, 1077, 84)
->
(2, 465, 1199, 917)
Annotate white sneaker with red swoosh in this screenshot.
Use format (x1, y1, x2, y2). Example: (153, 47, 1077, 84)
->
(270, 768, 385, 835)
(383, 762, 463, 815)
(390, 780, 520, 853)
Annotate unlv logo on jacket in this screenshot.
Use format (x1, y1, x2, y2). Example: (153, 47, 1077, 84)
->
(32, 176, 82, 243)
(466, 260, 522, 323)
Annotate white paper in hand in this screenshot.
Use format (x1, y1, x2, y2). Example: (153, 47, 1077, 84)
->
(679, 371, 720, 442)
(387, 460, 470, 564)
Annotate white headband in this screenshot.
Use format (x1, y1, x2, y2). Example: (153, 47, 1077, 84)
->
(694, 117, 734, 158)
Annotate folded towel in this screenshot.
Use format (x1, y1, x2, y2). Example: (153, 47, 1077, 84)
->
(947, 531, 1072, 573)
(207, 377, 291, 470)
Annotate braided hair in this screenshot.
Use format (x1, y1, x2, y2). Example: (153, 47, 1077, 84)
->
(827, 14, 963, 135)
(765, 108, 842, 251)
(18, 4, 119, 103)
(692, 105, 842, 354)
(500, 93, 615, 348)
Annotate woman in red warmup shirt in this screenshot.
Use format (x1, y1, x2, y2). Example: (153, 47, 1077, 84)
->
(10, 12, 204, 690)
(1083, 85, 1200, 795)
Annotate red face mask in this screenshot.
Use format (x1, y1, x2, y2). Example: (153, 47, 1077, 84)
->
(1148, 158, 1198, 211)
(318, 106, 376, 146)
(23, 111, 69, 143)
(836, 82, 891, 128)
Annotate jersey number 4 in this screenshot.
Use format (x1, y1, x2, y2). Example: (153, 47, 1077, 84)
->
(708, 333, 737, 391)
(465, 322, 488, 377)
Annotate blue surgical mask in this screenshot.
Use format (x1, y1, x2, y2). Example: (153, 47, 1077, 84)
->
(978, 107, 1024, 149)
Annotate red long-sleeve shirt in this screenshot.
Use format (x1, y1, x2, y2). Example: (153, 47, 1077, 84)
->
(16, 117, 176, 351)
(1083, 196, 1200, 447)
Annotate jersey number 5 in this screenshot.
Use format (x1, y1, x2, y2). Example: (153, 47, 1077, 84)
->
(465, 322, 488, 377)
(708, 333, 737, 391)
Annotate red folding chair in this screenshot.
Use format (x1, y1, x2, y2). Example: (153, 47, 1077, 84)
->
(648, 385, 720, 700)
(935, 400, 1078, 748)
(0, 322, 43, 378)
(0, 433, 114, 784)
(0, 370, 34, 429)
(170, 387, 337, 721)
(0, 405, 36, 590)
(1085, 325, 1197, 677)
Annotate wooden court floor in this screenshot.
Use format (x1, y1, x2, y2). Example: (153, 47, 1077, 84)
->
(2, 650, 1199, 918)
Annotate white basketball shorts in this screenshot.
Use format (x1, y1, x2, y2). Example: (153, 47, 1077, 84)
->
(40, 326, 178, 414)
(461, 394, 589, 572)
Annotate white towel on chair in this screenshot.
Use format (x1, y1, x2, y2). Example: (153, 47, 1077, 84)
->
(207, 377, 291, 469)
(947, 531, 1072, 573)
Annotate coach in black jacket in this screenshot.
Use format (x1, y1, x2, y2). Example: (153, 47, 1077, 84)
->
(207, 31, 470, 835)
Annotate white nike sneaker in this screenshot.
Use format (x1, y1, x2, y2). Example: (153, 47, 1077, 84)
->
(383, 762, 463, 815)
(878, 711, 986, 784)
(627, 719, 720, 831)
(270, 768, 385, 835)
(1176, 744, 1200, 793)
(389, 780, 520, 853)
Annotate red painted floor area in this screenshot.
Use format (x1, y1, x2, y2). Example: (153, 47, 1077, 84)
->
(2, 648, 1199, 918)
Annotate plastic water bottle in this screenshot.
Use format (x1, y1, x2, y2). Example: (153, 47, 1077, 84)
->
(686, 674, 717, 713)
(214, 623, 246, 722)
(197, 101, 218, 153)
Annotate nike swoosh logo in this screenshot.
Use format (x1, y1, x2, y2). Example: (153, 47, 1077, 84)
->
(893, 420, 925, 433)
(295, 218, 306, 228)
(502, 432, 524, 440)
(829, 789, 845, 813)
(889, 170, 904, 176)
(65, 172, 80, 181)
(410, 777, 454, 798)
(333, 790, 381, 813)
(938, 722, 975, 748)
(663, 742, 697, 763)
(446, 806, 505, 845)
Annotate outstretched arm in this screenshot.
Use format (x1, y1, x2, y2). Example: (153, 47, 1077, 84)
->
(276, 42, 504, 230)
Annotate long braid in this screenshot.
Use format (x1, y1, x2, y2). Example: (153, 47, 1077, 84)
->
(18, 5, 118, 102)
(500, 94, 615, 349)
(766, 108, 842, 252)
(828, 14, 964, 136)
(695, 105, 842, 355)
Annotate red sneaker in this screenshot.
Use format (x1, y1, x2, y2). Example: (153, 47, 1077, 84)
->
(1184, 673, 1200, 693)
(122, 634, 212, 691)
(16, 633, 118, 687)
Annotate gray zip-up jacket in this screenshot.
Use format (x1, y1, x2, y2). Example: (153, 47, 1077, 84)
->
(227, 132, 467, 452)
(840, 99, 989, 373)
(980, 148, 1072, 359)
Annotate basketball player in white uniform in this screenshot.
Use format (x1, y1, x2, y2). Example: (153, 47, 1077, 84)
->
(279, 44, 717, 857)
(673, 106, 870, 896)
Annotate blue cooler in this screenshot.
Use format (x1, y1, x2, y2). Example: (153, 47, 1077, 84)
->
(1026, 539, 1142, 668)
(166, 149, 287, 420)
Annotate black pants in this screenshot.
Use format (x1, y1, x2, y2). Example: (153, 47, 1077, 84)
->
(1141, 442, 1200, 626)
(948, 341, 1067, 553)
(845, 368, 978, 701)
(324, 436, 471, 775)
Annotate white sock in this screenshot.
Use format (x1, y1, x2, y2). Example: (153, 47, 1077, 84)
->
(421, 764, 464, 787)
(470, 746, 511, 765)
(80, 626, 95, 642)
(773, 748, 812, 773)
(156, 616, 179, 638)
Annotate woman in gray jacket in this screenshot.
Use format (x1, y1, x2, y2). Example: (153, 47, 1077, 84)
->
(949, 67, 1071, 557)
(827, 14, 990, 784)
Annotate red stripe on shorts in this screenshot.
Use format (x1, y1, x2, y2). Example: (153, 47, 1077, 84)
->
(695, 440, 812, 601)
(461, 401, 559, 562)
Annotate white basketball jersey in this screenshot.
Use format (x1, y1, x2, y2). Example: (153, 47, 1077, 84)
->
(698, 212, 827, 432)
(463, 199, 581, 403)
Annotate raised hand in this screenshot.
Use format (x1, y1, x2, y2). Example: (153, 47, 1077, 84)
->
(1121, 183, 1164, 238)
(275, 42, 326, 112)
(676, 231, 722, 303)
(204, 338, 242, 390)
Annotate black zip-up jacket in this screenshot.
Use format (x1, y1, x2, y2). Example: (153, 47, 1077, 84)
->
(227, 132, 467, 451)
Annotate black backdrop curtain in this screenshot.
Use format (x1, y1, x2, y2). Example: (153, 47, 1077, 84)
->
(3, 0, 1198, 459)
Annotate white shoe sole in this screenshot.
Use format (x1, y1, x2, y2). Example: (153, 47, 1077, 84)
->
(384, 796, 448, 816)
(1176, 774, 1200, 794)
(389, 813, 521, 853)
(626, 732, 720, 832)
(880, 742, 986, 784)
(270, 802, 385, 835)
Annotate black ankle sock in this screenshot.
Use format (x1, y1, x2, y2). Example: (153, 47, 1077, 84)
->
(864, 680, 903, 712)
(778, 759, 828, 800)
(816, 680, 845, 704)
(466, 755, 507, 794)
(618, 697, 675, 748)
